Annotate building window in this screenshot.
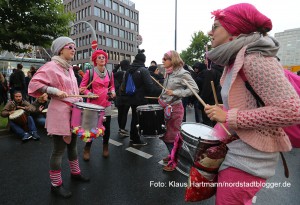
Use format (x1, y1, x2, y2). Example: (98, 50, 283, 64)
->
(125, 8, 130, 17)
(112, 2, 118, 11)
(112, 27, 119, 36)
(119, 5, 124, 14)
(106, 38, 112, 47)
(105, 0, 112, 8)
(106, 25, 111, 34)
(119, 29, 125, 38)
(113, 40, 119, 48)
(130, 22, 135, 30)
(98, 22, 105, 32)
(94, 7, 100, 17)
(95, 0, 104, 5)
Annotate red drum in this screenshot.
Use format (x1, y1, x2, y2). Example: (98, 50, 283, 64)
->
(136, 104, 165, 137)
(176, 123, 221, 176)
(9, 109, 28, 131)
(71, 102, 105, 131)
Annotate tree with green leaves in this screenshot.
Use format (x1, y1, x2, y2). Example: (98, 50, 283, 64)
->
(180, 31, 210, 66)
(0, 0, 74, 52)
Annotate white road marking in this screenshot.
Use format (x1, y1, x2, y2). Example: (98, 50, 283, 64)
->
(126, 147, 153, 159)
(109, 139, 123, 146)
(158, 160, 165, 165)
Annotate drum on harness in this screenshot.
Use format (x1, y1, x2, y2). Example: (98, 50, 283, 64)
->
(176, 123, 221, 176)
(136, 104, 166, 137)
(71, 102, 105, 142)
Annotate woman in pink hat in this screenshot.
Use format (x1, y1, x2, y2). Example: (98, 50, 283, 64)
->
(80, 49, 116, 160)
(204, 3, 300, 204)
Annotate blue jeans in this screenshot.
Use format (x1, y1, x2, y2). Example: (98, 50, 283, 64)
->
(34, 115, 46, 127)
(9, 116, 37, 138)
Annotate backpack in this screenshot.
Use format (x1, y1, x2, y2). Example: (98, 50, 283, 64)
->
(240, 68, 300, 148)
(125, 73, 136, 95)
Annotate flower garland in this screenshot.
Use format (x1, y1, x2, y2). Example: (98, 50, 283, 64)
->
(72, 126, 105, 142)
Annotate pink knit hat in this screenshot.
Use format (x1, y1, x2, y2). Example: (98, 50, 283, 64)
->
(91, 50, 108, 66)
(211, 3, 272, 36)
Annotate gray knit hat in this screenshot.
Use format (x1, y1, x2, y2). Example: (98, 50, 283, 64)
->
(51, 36, 75, 56)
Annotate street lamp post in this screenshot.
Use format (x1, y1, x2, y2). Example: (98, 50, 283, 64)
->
(69, 21, 97, 44)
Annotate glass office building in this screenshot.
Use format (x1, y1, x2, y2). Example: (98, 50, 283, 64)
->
(275, 28, 300, 66)
(63, 0, 139, 71)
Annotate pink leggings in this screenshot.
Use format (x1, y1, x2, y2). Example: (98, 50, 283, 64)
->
(216, 167, 266, 205)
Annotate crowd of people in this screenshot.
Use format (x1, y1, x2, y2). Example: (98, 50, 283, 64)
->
(1, 2, 300, 204)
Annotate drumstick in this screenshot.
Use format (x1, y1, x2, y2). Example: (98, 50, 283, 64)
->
(211, 81, 219, 106)
(86, 74, 99, 89)
(182, 79, 231, 136)
(150, 76, 166, 91)
(145, 96, 159, 99)
(210, 81, 231, 135)
(68, 95, 99, 98)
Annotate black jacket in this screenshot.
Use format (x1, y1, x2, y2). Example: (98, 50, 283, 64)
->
(122, 62, 160, 105)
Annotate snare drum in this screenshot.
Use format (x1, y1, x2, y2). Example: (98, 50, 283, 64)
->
(136, 104, 165, 137)
(9, 109, 28, 131)
(71, 102, 105, 131)
(176, 123, 221, 176)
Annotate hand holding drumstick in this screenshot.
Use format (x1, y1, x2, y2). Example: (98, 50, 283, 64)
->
(182, 79, 230, 135)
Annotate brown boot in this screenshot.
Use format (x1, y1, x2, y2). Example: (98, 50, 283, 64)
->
(103, 144, 109, 158)
(83, 146, 91, 161)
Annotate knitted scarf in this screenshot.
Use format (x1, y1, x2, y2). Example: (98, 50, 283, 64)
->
(207, 32, 280, 66)
(51, 56, 72, 70)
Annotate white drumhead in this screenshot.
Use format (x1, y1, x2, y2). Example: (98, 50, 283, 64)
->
(9, 109, 24, 119)
(181, 123, 218, 141)
(73, 102, 104, 111)
(42, 108, 48, 113)
(137, 104, 163, 111)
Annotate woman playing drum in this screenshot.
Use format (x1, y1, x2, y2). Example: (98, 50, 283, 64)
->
(204, 3, 300, 204)
(80, 50, 116, 159)
(28, 36, 89, 198)
(159, 50, 199, 172)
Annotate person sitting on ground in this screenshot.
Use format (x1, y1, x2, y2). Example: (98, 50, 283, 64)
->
(31, 93, 49, 127)
(1, 91, 40, 141)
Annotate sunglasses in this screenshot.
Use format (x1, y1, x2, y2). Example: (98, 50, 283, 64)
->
(162, 57, 171, 61)
(64, 45, 76, 51)
(97, 56, 106, 60)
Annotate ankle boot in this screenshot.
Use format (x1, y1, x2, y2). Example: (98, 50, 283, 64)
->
(83, 146, 91, 161)
(103, 144, 109, 157)
(51, 185, 72, 198)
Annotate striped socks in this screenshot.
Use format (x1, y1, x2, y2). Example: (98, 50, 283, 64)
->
(49, 170, 62, 187)
(69, 159, 81, 175)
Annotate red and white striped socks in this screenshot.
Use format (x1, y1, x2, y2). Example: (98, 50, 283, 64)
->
(69, 159, 81, 175)
(49, 170, 62, 187)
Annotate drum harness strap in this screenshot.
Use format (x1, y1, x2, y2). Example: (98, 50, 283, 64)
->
(88, 68, 112, 93)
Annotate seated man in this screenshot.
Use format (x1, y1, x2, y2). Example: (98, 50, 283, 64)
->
(1, 91, 40, 142)
(31, 93, 49, 127)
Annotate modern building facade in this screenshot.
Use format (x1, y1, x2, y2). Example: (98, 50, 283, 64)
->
(63, 0, 139, 71)
(275, 28, 300, 66)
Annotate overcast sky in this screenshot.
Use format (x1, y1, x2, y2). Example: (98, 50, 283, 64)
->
(132, 0, 300, 66)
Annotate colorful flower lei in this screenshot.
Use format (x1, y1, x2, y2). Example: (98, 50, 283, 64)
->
(72, 126, 105, 142)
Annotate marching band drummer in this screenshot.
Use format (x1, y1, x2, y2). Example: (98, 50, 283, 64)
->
(80, 49, 116, 160)
(28, 36, 89, 199)
(1, 91, 39, 141)
(159, 50, 199, 172)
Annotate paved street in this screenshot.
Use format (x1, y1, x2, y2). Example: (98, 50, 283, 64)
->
(0, 107, 299, 205)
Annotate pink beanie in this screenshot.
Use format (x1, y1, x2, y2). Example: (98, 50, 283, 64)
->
(91, 50, 108, 66)
(211, 3, 272, 36)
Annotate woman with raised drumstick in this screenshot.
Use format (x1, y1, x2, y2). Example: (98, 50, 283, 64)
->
(159, 50, 199, 171)
(204, 3, 300, 204)
(28, 36, 89, 198)
(80, 50, 116, 159)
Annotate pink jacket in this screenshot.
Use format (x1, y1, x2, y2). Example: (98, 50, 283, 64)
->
(224, 47, 300, 152)
(80, 69, 115, 107)
(28, 61, 80, 136)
